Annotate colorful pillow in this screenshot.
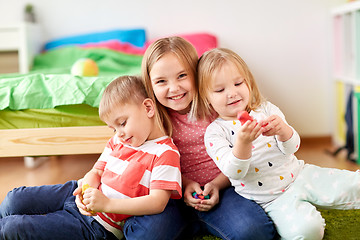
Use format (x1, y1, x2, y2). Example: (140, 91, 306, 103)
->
(146, 33, 218, 57)
(44, 31, 218, 57)
(44, 29, 146, 51)
(81, 40, 145, 55)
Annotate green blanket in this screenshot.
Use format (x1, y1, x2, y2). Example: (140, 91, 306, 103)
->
(0, 105, 105, 129)
(31, 46, 143, 75)
(0, 46, 143, 111)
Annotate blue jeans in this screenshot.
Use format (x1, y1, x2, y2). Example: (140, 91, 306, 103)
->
(124, 187, 277, 240)
(0, 181, 117, 240)
(123, 199, 188, 240)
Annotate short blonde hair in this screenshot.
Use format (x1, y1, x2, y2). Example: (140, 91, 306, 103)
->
(198, 48, 264, 116)
(142, 36, 209, 136)
(99, 75, 147, 121)
(99, 75, 168, 135)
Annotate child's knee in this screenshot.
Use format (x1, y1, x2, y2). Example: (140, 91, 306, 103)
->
(280, 215, 325, 240)
(0, 187, 28, 216)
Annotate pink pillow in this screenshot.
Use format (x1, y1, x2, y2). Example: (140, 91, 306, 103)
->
(80, 32, 218, 57)
(146, 33, 218, 57)
(81, 40, 145, 55)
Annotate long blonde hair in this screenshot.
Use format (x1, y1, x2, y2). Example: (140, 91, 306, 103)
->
(142, 36, 208, 136)
(99, 75, 168, 135)
(198, 48, 264, 116)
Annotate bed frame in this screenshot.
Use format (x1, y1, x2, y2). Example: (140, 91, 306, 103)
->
(0, 24, 116, 159)
(0, 126, 113, 158)
(0, 29, 218, 161)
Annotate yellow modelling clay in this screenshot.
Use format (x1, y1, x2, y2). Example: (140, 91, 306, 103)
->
(82, 183, 91, 194)
(81, 184, 96, 215)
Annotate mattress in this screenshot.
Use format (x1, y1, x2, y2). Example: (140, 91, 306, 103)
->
(0, 46, 143, 129)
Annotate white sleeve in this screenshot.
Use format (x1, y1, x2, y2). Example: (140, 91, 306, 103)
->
(204, 121, 250, 180)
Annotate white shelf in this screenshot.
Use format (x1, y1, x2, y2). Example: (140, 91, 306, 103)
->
(332, 3, 360, 163)
(0, 27, 21, 51)
(334, 76, 360, 85)
(0, 22, 42, 73)
(331, 1, 360, 15)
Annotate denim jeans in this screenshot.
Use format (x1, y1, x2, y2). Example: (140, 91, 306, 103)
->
(0, 180, 117, 240)
(123, 198, 188, 240)
(124, 187, 277, 240)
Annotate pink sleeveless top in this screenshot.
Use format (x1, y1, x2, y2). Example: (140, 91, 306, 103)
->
(169, 110, 221, 186)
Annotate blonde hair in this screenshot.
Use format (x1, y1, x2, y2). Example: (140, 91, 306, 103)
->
(99, 75, 168, 135)
(198, 48, 264, 116)
(142, 36, 209, 136)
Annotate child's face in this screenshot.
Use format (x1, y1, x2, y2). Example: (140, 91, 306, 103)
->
(149, 53, 195, 114)
(104, 101, 154, 147)
(207, 61, 250, 120)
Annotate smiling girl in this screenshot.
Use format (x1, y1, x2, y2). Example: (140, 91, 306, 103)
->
(139, 37, 276, 239)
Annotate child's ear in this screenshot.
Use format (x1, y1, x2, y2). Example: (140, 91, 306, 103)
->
(142, 98, 155, 118)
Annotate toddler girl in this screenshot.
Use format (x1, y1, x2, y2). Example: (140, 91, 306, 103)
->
(198, 47, 360, 240)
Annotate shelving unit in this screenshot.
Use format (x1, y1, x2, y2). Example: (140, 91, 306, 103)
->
(0, 22, 41, 73)
(331, 1, 360, 164)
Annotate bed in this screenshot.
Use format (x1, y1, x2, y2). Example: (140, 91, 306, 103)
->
(0, 29, 218, 159)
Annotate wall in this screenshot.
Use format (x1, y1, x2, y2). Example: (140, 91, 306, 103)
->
(0, 0, 346, 137)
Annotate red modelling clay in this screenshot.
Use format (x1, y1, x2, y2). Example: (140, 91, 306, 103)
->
(237, 111, 268, 127)
(237, 111, 253, 125)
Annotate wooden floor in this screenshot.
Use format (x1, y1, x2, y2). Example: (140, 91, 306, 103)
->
(0, 137, 358, 202)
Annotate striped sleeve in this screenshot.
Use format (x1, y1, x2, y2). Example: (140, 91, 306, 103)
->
(94, 135, 119, 170)
(150, 142, 182, 199)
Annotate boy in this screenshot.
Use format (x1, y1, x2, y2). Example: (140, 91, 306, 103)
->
(0, 76, 182, 240)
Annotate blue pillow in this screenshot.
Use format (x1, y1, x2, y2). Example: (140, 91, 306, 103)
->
(44, 28, 146, 51)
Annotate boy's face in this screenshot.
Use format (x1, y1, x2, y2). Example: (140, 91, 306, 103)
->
(150, 52, 195, 114)
(104, 101, 154, 147)
(207, 61, 250, 120)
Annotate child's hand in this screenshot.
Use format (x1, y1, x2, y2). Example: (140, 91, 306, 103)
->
(82, 187, 109, 214)
(237, 119, 264, 143)
(73, 183, 93, 216)
(232, 120, 264, 159)
(261, 115, 292, 141)
(194, 182, 219, 212)
(73, 185, 82, 197)
(183, 181, 203, 209)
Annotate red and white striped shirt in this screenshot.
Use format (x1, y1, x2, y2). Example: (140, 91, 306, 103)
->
(93, 135, 182, 231)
